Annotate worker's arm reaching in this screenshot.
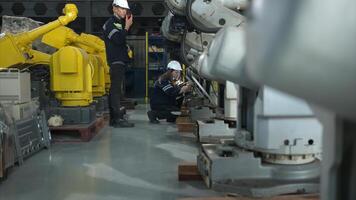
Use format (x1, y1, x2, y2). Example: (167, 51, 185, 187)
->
(179, 84, 192, 94)
(157, 80, 181, 97)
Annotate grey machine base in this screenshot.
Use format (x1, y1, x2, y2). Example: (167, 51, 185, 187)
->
(93, 96, 109, 113)
(197, 144, 320, 197)
(190, 107, 215, 121)
(48, 105, 96, 125)
(195, 120, 235, 143)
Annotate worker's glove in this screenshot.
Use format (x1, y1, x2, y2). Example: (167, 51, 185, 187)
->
(180, 85, 192, 93)
(127, 45, 133, 59)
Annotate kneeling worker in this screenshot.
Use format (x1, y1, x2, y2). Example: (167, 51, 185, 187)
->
(147, 60, 192, 123)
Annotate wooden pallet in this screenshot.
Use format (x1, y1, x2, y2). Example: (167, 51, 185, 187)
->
(178, 162, 202, 181)
(50, 116, 106, 142)
(180, 107, 190, 117)
(178, 194, 319, 200)
(103, 112, 110, 121)
(176, 116, 196, 133)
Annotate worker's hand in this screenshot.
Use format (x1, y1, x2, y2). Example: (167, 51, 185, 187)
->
(186, 82, 193, 87)
(125, 14, 133, 31)
(180, 85, 192, 94)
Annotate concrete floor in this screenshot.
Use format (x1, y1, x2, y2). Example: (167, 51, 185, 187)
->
(0, 104, 219, 200)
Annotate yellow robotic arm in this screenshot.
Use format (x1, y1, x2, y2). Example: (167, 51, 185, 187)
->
(42, 26, 107, 97)
(0, 4, 78, 68)
(0, 4, 93, 107)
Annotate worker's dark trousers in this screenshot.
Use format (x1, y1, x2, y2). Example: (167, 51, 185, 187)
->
(109, 63, 125, 121)
(150, 96, 184, 121)
(150, 105, 180, 122)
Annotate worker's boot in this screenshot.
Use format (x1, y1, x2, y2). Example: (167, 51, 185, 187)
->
(166, 115, 177, 123)
(109, 119, 115, 127)
(166, 111, 179, 123)
(147, 111, 159, 124)
(113, 119, 134, 128)
(109, 115, 119, 127)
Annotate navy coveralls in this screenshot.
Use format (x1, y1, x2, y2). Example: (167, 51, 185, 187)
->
(103, 16, 129, 120)
(150, 78, 183, 121)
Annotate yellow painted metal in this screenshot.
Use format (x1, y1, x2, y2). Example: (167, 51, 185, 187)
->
(128, 46, 133, 59)
(27, 49, 51, 65)
(89, 54, 106, 97)
(212, 81, 219, 93)
(145, 32, 149, 103)
(0, 4, 93, 107)
(77, 33, 111, 94)
(42, 26, 109, 96)
(182, 64, 186, 82)
(50, 46, 93, 106)
(0, 4, 78, 69)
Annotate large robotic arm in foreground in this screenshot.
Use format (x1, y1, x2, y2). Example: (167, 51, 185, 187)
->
(186, 0, 355, 199)
(162, 0, 324, 197)
(245, 1, 356, 200)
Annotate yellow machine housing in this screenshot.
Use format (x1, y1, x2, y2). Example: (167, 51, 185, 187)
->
(50, 46, 93, 106)
(88, 54, 106, 97)
(76, 33, 111, 93)
(42, 26, 107, 97)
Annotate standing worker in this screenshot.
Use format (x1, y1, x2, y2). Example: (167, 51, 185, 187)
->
(103, 0, 134, 127)
(147, 60, 192, 124)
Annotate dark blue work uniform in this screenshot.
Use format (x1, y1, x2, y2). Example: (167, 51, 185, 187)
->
(149, 78, 183, 122)
(102, 15, 129, 121)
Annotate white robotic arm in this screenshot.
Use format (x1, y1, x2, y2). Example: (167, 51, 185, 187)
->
(246, 0, 356, 121)
(246, 1, 356, 200)
(162, 0, 246, 68)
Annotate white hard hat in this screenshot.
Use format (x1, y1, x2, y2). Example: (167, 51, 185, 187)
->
(113, 0, 130, 9)
(167, 60, 182, 71)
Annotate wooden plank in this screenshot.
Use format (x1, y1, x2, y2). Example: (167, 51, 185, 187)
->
(49, 120, 96, 131)
(176, 117, 196, 133)
(50, 116, 106, 142)
(178, 162, 202, 181)
(180, 107, 190, 117)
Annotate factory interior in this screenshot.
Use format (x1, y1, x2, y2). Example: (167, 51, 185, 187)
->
(0, 0, 355, 200)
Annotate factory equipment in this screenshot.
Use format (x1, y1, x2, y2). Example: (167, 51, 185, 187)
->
(0, 4, 100, 124)
(185, 72, 237, 143)
(0, 4, 93, 107)
(74, 33, 111, 93)
(0, 103, 16, 179)
(0, 96, 50, 179)
(42, 26, 108, 97)
(162, 0, 323, 197)
(245, 1, 356, 200)
(4, 102, 51, 163)
(0, 4, 77, 69)
(165, 0, 246, 33)
(162, 0, 243, 142)
(41, 26, 110, 112)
